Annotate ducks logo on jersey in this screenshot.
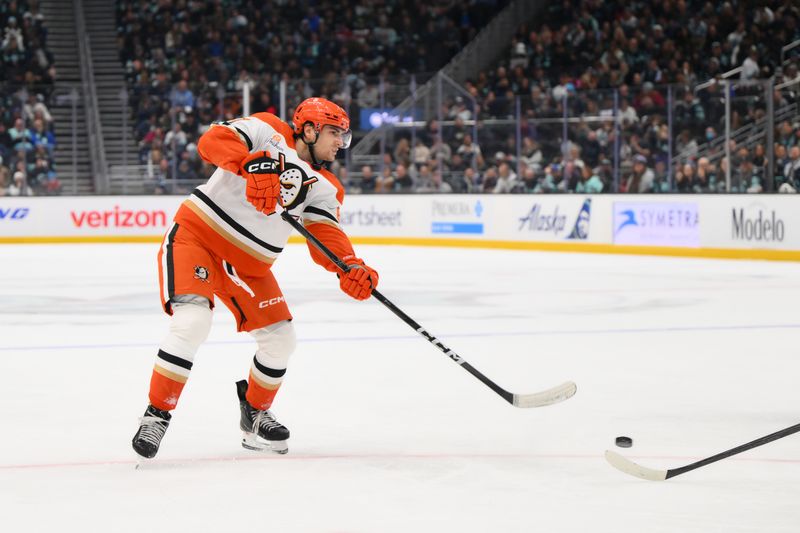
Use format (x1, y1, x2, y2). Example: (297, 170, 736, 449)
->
(245, 151, 318, 210)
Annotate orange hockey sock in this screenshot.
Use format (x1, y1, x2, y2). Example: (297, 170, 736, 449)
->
(245, 374, 281, 410)
(149, 367, 187, 411)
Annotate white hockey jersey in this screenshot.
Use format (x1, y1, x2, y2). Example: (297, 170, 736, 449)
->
(174, 112, 353, 275)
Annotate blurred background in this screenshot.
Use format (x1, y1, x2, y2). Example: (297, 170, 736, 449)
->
(0, 0, 798, 198)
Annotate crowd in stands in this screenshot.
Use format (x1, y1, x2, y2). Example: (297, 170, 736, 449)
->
(115, 0, 506, 192)
(0, 0, 59, 196)
(115, 0, 800, 194)
(344, 0, 800, 194)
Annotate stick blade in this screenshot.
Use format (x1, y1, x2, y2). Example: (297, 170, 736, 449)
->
(512, 381, 577, 408)
(604, 450, 668, 481)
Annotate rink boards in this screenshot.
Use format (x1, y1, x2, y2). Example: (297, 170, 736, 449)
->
(0, 194, 798, 261)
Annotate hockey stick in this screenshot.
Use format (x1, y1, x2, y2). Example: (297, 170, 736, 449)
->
(605, 421, 800, 481)
(281, 210, 576, 408)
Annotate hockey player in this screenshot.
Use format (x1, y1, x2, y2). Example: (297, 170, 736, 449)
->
(132, 97, 378, 458)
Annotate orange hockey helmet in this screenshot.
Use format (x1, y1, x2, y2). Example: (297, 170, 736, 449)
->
(292, 97, 352, 148)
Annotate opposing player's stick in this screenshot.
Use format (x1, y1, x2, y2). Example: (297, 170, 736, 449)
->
(281, 210, 576, 408)
(605, 421, 800, 481)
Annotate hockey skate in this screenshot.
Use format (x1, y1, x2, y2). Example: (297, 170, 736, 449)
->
(132, 404, 172, 459)
(236, 380, 289, 454)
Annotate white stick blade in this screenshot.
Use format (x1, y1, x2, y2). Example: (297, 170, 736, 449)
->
(604, 450, 668, 481)
(512, 381, 577, 408)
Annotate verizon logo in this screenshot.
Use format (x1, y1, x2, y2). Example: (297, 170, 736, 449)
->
(71, 206, 168, 228)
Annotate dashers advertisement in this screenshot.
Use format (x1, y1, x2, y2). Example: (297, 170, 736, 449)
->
(514, 198, 592, 241)
(613, 202, 699, 247)
(430, 198, 485, 235)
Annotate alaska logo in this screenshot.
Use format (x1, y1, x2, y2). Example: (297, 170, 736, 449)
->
(245, 152, 319, 210)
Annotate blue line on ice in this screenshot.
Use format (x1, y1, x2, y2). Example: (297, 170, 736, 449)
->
(2, 323, 799, 352)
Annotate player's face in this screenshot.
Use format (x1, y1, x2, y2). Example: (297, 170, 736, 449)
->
(315, 125, 351, 161)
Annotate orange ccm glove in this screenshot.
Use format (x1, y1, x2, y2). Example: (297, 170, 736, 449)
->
(339, 256, 379, 300)
(240, 151, 281, 214)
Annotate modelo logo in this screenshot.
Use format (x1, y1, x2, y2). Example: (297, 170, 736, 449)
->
(0, 207, 30, 220)
(731, 207, 784, 242)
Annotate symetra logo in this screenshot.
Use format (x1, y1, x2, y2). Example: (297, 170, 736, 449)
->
(431, 200, 484, 234)
(518, 199, 590, 239)
(732, 207, 785, 242)
(0, 207, 30, 220)
(613, 202, 699, 246)
(70, 206, 168, 228)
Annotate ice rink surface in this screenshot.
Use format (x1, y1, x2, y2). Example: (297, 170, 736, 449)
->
(1, 242, 799, 532)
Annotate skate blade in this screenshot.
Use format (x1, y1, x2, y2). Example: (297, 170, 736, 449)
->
(241, 431, 288, 454)
(134, 455, 152, 469)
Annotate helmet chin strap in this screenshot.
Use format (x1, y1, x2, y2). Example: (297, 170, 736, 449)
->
(302, 127, 324, 170)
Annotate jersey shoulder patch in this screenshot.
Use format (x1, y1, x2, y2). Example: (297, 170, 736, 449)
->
(251, 113, 294, 144)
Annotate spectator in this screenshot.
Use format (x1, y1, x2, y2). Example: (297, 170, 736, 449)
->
(8, 170, 32, 196)
(493, 161, 518, 193)
(9, 117, 33, 153)
(675, 163, 695, 193)
(359, 165, 376, 193)
(411, 139, 430, 169)
(456, 133, 484, 168)
(392, 163, 413, 192)
(375, 165, 394, 193)
(741, 46, 761, 80)
(783, 146, 800, 189)
(464, 166, 482, 193)
(575, 163, 604, 193)
(0, 165, 8, 195)
(392, 138, 411, 168)
(414, 164, 434, 192)
(170, 80, 195, 109)
(426, 169, 453, 193)
(625, 155, 655, 193)
(31, 118, 55, 155)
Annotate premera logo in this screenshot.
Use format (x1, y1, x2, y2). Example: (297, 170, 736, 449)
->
(732, 207, 785, 242)
(70, 206, 168, 228)
(0, 207, 30, 220)
(431, 200, 484, 234)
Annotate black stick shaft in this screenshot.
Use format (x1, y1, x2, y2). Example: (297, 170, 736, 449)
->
(667, 422, 800, 479)
(281, 210, 514, 404)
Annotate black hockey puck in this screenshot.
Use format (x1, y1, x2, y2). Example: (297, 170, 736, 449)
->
(615, 436, 633, 448)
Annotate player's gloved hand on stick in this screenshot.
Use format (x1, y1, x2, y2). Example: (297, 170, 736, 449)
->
(339, 255, 379, 300)
(240, 151, 281, 215)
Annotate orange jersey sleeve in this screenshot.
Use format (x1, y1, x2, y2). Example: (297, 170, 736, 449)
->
(197, 122, 251, 174)
(304, 221, 355, 273)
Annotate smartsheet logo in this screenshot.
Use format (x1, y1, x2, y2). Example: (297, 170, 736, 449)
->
(340, 207, 402, 227)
